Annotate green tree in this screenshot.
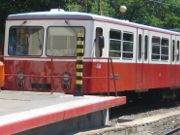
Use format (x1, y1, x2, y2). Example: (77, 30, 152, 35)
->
(0, 0, 179, 34)
(113, 0, 180, 28)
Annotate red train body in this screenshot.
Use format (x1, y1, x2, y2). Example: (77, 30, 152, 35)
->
(3, 9, 180, 95)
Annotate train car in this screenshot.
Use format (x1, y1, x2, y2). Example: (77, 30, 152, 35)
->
(3, 9, 180, 97)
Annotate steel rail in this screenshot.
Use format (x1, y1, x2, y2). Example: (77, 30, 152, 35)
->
(163, 126, 180, 135)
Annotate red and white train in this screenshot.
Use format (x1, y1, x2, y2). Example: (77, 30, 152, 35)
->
(2, 9, 180, 97)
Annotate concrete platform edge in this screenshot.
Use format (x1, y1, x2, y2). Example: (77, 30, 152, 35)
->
(0, 94, 126, 135)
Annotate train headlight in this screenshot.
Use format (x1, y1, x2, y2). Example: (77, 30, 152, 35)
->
(61, 72, 71, 90)
(16, 71, 26, 87)
(63, 72, 71, 82)
(17, 71, 25, 81)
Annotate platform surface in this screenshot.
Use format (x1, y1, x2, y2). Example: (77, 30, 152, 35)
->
(0, 90, 126, 135)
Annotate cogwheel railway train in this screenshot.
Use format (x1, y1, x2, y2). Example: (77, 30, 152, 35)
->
(2, 9, 180, 99)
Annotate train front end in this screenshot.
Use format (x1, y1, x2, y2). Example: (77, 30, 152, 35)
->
(3, 10, 93, 94)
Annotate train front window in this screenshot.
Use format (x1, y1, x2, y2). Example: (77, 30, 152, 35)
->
(8, 26, 44, 56)
(46, 27, 85, 57)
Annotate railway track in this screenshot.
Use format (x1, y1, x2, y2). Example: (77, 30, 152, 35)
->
(163, 126, 180, 135)
(110, 99, 180, 124)
(75, 99, 180, 135)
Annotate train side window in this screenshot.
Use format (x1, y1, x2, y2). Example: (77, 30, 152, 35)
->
(109, 30, 121, 57)
(161, 38, 169, 61)
(138, 34, 142, 60)
(95, 28, 103, 57)
(178, 41, 180, 62)
(122, 32, 134, 59)
(172, 40, 175, 62)
(144, 35, 148, 60)
(152, 36, 160, 60)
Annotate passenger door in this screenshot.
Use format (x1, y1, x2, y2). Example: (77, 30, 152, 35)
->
(171, 35, 176, 86)
(175, 36, 180, 86)
(136, 29, 149, 90)
(136, 28, 143, 90)
(142, 30, 149, 89)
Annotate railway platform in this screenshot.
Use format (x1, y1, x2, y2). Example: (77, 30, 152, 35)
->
(0, 90, 126, 135)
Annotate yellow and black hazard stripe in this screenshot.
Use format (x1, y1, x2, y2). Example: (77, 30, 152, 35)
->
(74, 32, 84, 96)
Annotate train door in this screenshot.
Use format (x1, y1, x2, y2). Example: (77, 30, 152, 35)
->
(136, 29, 149, 90)
(171, 35, 176, 86)
(142, 30, 149, 89)
(136, 28, 143, 90)
(88, 24, 108, 92)
(95, 27, 104, 57)
(175, 36, 180, 86)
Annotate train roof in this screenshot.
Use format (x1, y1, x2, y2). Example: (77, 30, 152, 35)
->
(7, 9, 94, 20)
(170, 29, 180, 32)
(7, 9, 180, 36)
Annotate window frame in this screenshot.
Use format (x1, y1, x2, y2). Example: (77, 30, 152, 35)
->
(144, 35, 149, 61)
(138, 34, 142, 60)
(151, 36, 169, 62)
(46, 26, 85, 57)
(8, 26, 44, 56)
(108, 29, 134, 61)
(151, 36, 161, 60)
(177, 40, 180, 62)
(95, 27, 103, 57)
(161, 38, 169, 61)
(172, 40, 175, 62)
(109, 29, 122, 58)
(122, 31, 134, 60)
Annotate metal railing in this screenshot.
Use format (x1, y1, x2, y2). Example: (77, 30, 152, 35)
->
(1, 56, 118, 96)
(83, 57, 118, 96)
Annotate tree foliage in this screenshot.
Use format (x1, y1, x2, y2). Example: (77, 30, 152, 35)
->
(0, 0, 179, 35)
